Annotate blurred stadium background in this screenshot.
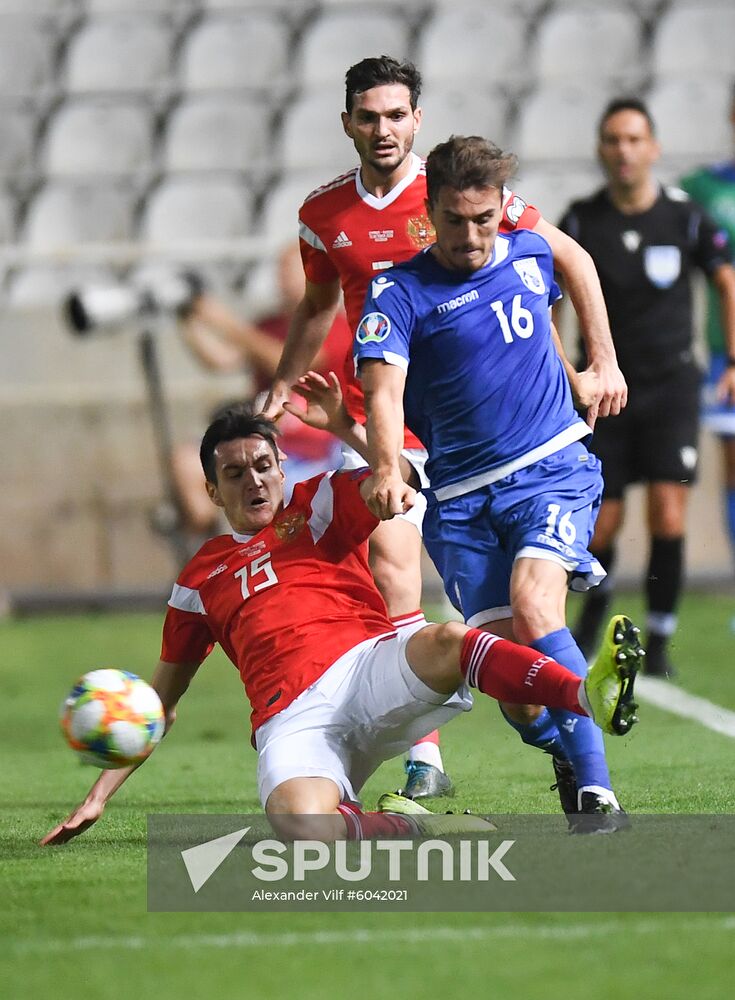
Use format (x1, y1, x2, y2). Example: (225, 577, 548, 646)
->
(1, 0, 733, 606)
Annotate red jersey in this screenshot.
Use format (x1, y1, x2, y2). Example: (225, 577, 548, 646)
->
(298, 153, 541, 446)
(161, 469, 394, 733)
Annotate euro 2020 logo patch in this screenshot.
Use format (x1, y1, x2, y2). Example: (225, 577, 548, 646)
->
(356, 312, 391, 344)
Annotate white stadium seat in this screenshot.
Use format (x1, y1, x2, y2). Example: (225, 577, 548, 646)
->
(64, 15, 175, 98)
(42, 99, 155, 181)
(142, 176, 254, 243)
(515, 84, 613, 165)
(256, 170, 332, 243)
(534, 7, 645, 87)
(652, 5, 735, 79)
(85, 0, 196, 19)
(163, 96, 272, 179)
(277, 89, 358, 175)
(413, 86, 510, 157)
(648, 78, 732, 162)
(0, 20, 56, 102)
(21, 182, 136, 249)
(6, 263, 119, 309)
(514, 165, 603, 228)
(416, 7, 528, 91)
(295, 10, 411, 91)
(180, 12, 291, 96)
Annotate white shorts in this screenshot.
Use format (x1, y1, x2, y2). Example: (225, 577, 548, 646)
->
(255, 621, 472, 807)
(339, 443, 429, 531)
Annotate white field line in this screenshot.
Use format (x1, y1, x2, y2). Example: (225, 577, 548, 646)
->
(635, 676, 735, 739)
(9, 917, 735, 956)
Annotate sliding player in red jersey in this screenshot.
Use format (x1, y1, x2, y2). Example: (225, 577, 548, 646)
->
(264, 56, 626, 799)
(41, 395, 640, 847)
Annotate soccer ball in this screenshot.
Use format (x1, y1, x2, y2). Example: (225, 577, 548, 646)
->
(60, 669, 165, 769)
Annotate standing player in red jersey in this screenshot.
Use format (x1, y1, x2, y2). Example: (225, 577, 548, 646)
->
(41, 401, 641, 847)
(264, 56, 626, 800)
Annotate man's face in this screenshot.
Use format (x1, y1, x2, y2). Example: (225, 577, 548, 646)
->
(598, 109, 660, 189)
(427, 185, 503, 272)
(342, 83, 421, 175)
(206, 436, 285, 535)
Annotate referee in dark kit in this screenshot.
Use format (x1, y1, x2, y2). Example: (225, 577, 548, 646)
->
(557, 97, 735, 677)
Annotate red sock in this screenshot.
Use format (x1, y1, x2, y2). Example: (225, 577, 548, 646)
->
(459, 629, 585, 713)
(337, 803, 412, 839)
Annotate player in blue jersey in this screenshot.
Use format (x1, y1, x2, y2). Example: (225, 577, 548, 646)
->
(356, 136, 628, 828)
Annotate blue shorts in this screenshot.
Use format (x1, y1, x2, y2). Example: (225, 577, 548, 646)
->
(423, 442, 605, 626)
(702, 353, 735, 437)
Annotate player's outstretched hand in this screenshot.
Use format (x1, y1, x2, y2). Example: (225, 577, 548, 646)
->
(40, 798, 105, 846)
(363, 472, 416, 520)
(287, 371, 344, 431)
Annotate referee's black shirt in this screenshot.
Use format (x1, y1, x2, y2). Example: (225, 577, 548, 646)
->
(559, 185, 730, 381)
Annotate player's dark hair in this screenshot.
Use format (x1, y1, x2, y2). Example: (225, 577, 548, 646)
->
(425, 135, 518, 206)
(598, 97, 656, 137)
(345, 55, 422, 113)
(200, 403, 280, 484)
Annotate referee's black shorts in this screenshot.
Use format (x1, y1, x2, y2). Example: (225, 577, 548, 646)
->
(588, 363, 702, 500)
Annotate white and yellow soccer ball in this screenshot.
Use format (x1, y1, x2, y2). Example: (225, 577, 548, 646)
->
(60, 669, 165, 769)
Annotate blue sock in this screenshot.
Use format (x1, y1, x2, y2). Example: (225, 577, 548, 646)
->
(499, 704, 566, 758)
(531, 627, 612, 792)
(726, 488, 735, 563)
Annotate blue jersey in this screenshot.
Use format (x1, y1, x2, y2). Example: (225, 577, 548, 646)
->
(354, 229, 589, 496)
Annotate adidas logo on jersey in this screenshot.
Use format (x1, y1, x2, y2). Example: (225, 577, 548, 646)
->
(332, 230, 352, 249)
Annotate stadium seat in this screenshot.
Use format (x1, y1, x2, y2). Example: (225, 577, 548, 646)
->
(514, 165, 603, 228)
(0, 20, 57, 103)
(179, 12, 291, 97)
(533, 7, 645, 88)
(142, 176, 254, 243)
(6, 262, 119, 309)
(430, 0, 546, 17)
(416, 6, 528, 92)
(295, 9, 411, 91)
(647, 78, 732, 162)
(652, 5, 735, 79)
(256, 170, 332, 244)
(63, 15, 175, 100)
(276, 90, 358, 175)
(41, 99, 156, 183)
(201, 0, 315, 25)
(515, 84, 613, 165)
(413, 86, 510, 157)
(21, 181, 136, 250)
(163, 96, 272, 181)
(86, 0, 196, 20)
(0, 104, 38, 188)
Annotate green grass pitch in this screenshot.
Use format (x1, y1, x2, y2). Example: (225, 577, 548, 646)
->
(2, 591, 734, 999)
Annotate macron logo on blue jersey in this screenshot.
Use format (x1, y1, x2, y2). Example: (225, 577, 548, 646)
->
(436, 289, 480, 315)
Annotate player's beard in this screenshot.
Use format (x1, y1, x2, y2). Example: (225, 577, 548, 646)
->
(366, 132, 415, 176)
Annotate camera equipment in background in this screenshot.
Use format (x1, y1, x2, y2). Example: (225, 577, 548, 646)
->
(64, 270, 204, 335)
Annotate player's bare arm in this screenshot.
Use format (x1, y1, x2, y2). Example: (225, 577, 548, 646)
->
(712, 262, 735, 405)
(360, 358, 416, 518)
(263, 276, 342, 419)
(182, 293, 285, 375)
(288, 370, 419, 488)
(536, 217, 627, 423)
(40, 660, 201, 846)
